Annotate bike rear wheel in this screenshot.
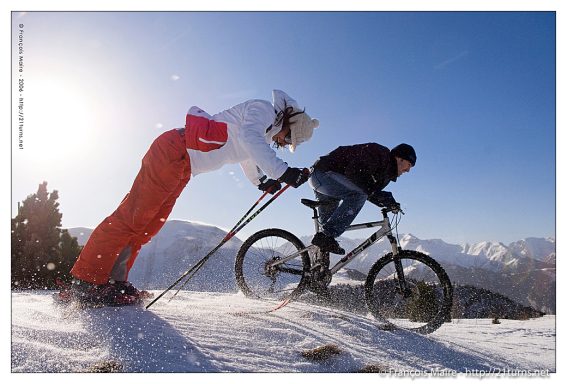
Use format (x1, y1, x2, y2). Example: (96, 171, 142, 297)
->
(235, 228, 310, 301)
(364, 250, 453, 334)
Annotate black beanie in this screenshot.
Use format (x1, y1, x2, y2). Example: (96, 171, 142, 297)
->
(391, 143, 417, 166)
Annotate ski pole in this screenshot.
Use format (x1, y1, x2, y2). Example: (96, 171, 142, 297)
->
(145, 191, 269, 310)
(227, 189, 272, 235)
(168, 184, 291, 300)
(145, 184, 290, 309)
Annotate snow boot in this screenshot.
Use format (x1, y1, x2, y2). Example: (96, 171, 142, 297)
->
(113, 281, 154, 300)
(311, 232, 345, 255)
(57, 279, 141, 307)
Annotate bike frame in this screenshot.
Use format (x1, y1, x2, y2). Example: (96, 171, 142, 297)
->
(267, 208, 400, 277)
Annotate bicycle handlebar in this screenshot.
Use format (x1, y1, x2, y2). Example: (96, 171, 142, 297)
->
(381, 206, 404, 216)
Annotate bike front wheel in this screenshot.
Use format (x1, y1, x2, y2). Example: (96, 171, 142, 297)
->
(235, 228, 310, 301)
(364, 250, 453, 334)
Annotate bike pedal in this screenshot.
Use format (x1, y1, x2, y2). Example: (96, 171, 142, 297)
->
(309, 262, 322, 271)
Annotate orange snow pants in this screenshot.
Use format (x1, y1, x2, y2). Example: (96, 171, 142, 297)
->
(71, 129, 191, 284)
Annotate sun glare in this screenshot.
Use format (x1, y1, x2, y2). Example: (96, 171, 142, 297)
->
(23, 78, 96, 163)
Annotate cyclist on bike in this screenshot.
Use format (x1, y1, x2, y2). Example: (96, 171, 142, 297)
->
(308, 143, 416, 255)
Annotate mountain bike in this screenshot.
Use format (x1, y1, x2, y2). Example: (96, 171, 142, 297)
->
(235, 198, 453, 334)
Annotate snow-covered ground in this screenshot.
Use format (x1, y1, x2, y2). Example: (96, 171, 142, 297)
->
(11, 290, 555, 380)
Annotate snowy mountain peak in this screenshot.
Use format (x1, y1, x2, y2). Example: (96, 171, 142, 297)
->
(465, 241, 509, 260)
(67, 221, 555, 290)
(508, 237, 556, 263)
(399, 233, 420, 246)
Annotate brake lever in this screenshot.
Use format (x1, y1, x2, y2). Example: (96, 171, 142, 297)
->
(391, 207, 404, 215)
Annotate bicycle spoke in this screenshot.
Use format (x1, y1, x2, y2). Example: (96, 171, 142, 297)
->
(235, 229, 309, 300)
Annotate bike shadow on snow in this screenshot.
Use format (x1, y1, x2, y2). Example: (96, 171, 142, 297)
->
(264, 304, 511, 373)
(81, 305, 215, 372)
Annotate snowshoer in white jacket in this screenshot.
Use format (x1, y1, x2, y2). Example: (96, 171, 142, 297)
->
(65, 90, 319, 306)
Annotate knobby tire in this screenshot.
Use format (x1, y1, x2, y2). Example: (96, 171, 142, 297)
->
(364, 250, 453, 334)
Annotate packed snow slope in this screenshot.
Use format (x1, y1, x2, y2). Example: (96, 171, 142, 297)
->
(12, 291, 555, 374)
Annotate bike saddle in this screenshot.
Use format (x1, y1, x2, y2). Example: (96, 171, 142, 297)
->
(300, 198, 336, 208)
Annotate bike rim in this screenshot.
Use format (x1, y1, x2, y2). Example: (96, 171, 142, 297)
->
(239, 234, 306, 300)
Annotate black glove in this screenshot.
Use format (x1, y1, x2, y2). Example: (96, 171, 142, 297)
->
(388, 202, 402, 214)
(257, 176, 282, 194)
(368, 191, 397, 208)
(278, 167, 310, 188)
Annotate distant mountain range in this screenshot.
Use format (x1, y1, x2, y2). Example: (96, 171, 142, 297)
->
(68, 220, 555, 314)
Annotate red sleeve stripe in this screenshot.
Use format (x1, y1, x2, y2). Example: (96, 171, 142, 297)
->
(185, 114, 228, 152)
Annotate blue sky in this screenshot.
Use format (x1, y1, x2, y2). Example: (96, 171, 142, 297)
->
(11, 11, 556, 245)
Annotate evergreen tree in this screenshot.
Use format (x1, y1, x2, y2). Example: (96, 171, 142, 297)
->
(59, 229, 82, 283)
(11, 212, 28, 288)
(406, 281, 438, 323)
(11, 182, 80, 289)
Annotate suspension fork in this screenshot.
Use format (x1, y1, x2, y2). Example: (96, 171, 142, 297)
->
(393, 256, 411, 297)
(388, 234, 412, 298)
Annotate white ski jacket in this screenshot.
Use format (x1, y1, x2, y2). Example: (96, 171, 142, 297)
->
(185, 90, 302, 186)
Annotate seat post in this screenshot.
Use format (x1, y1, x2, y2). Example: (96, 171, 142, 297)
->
(301, 198, 326, 234)
(312, 207, 321, 233)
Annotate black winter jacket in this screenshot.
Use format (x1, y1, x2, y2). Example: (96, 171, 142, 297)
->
(313, 143, 398, 203)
